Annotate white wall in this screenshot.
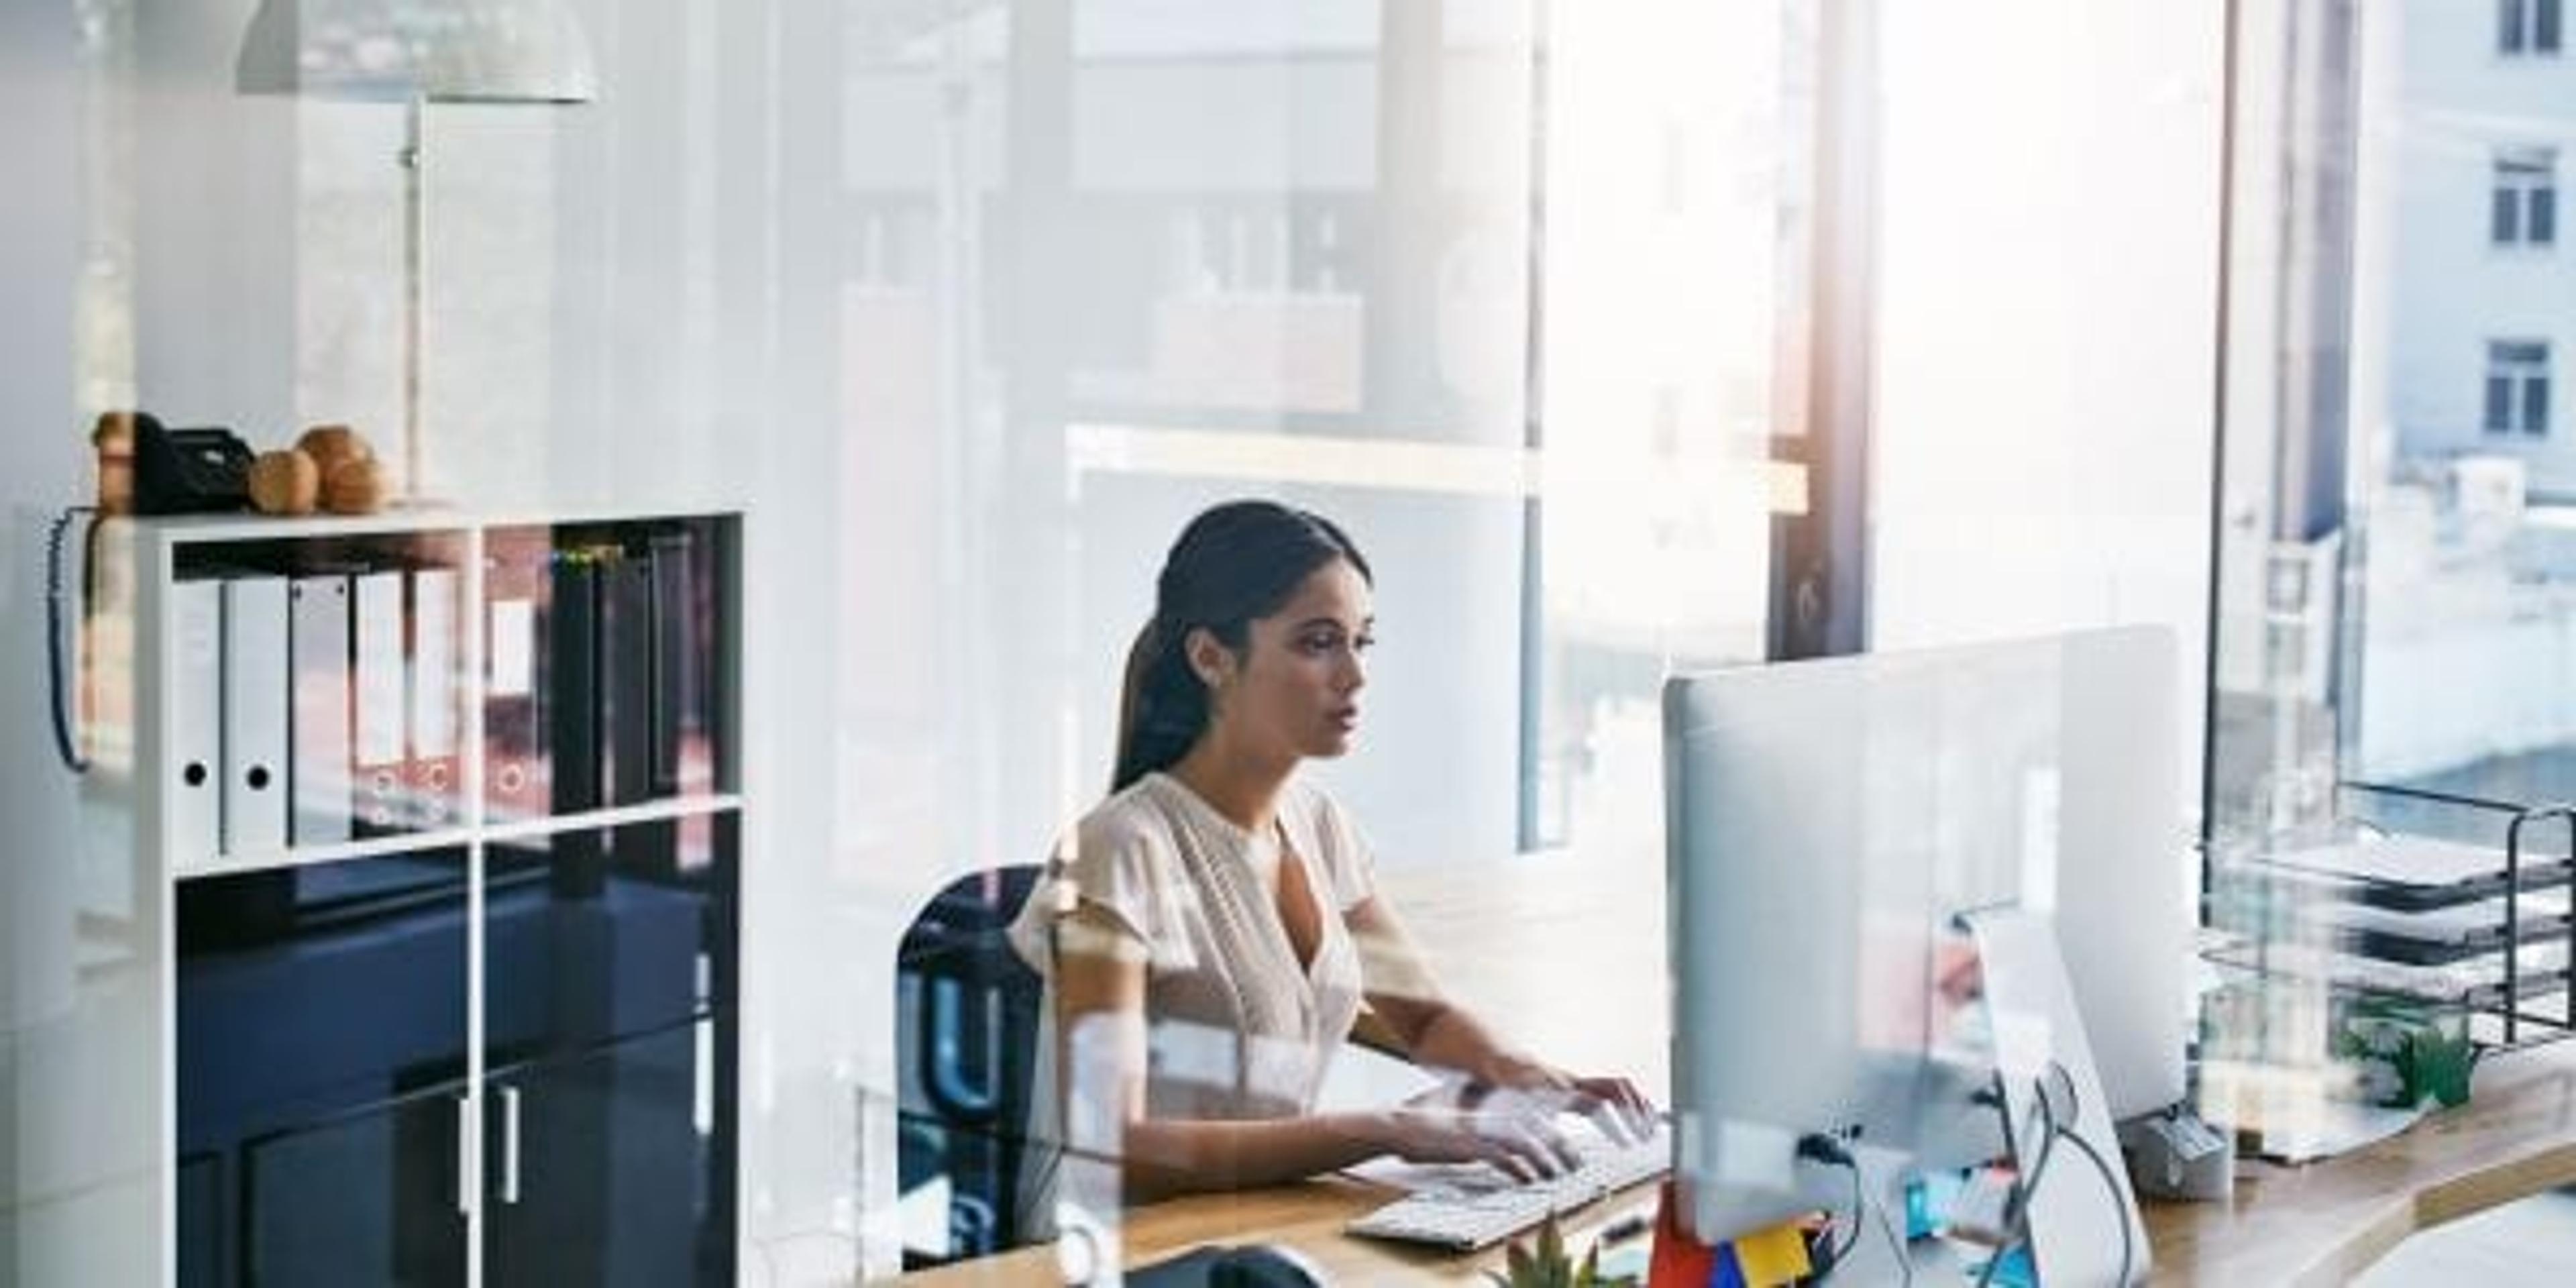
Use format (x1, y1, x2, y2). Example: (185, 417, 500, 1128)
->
(1, 5, 142, 1279)
(1872, 0, 2226, 822)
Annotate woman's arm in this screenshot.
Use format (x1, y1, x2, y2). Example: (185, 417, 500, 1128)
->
(1047, 906, 1571, 1203)
(1345, 895, 1656, 1134)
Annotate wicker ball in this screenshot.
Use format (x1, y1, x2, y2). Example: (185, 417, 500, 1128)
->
(320, 454, 387, 515)
(296, 424, 374, 476)
(248, 449, 320, 516)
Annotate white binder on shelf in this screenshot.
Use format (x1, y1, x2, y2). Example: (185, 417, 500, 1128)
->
(353, 570, 407, 834)
(409, 566, 461, 830)
(168, 580, 223, 865)
(220, 575, 290, 856)
(289, 574, 354, 847)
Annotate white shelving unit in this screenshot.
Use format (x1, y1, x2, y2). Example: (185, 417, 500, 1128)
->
(30, 506, 746, 1287)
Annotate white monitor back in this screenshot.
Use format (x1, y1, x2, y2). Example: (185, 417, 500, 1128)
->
(1664, 627, 2190, 1240)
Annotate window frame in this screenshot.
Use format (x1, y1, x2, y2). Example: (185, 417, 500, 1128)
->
(2491, 148, 2559, 248)
(2483, 339, 2552, 437)
(2502, 0, 2566, 56)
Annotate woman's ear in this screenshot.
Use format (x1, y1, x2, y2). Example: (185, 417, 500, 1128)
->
(1183, 627, 1236, 690)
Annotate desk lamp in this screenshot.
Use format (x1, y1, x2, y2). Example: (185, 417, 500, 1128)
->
(235, 0, 597, 503)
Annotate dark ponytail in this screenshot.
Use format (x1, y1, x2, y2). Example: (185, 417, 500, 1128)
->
(1112, 500, 1371, 792)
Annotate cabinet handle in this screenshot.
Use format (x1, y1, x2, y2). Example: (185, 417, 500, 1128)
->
(455, 1094, 474, 1217)
(500, 1084, 523, 1205)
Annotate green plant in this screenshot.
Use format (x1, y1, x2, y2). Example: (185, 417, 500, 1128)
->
(1487, 1216, 1623, 1288)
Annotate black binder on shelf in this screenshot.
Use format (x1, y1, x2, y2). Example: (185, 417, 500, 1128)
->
(549, 550, 606, 892)
(647, 529, 702, 798)
(549, 551, 602, 818)
(601, 547, 653, 810)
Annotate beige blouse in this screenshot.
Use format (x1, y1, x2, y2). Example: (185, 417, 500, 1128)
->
(1009, 770, 1382, 1118)
(1005, 771, 1388, 1230)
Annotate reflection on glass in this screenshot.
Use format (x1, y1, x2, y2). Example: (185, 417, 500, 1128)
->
(482, 518, 732, 828)
(2210, 0, 2576, 1123)
(241, 1084, 469, 1287)
(176, 851, 472, 1287)
(483, 1023, 730, 1287)
(482, 817, 739, 1286)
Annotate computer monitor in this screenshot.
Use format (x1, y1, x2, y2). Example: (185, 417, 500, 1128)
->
(1662, 626, 2190, 1243)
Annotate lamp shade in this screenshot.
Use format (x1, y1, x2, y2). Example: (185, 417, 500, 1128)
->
(235, 0, 598, 103)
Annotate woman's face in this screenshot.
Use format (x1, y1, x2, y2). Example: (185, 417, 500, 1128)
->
(1204, 557, 1374, 763)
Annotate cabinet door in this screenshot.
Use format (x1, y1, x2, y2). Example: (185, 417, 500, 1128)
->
(484, 1021, 732, 1287)
(178, 852, 472, 1288)
(482, 817, 737, 1285)
(483, 816, 737, 1059)
(241, 1084, 470, 1287)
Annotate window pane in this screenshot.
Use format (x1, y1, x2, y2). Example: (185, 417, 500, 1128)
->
(2526, 374, 2550, 433)
(2506, 0, 2528, 52)
(2534, 188, 2556, 243)
(2543, 0, 2564, 52)
(2487, 374, 2516, 431)
(2495, 184, 2522, 243)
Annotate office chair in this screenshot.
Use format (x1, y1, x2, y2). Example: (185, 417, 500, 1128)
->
(895, 864, 1044, 1269)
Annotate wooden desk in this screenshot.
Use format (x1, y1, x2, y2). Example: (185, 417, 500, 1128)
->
(2144, 1038, 2576, 1285)
(890, 1173, 1662, 1286)
(892, 851, 2576, 1285)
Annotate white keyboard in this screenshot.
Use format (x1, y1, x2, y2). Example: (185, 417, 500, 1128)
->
(1345, 1126, 1670, 1250)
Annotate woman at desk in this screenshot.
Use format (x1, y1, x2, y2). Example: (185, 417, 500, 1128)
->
(1009, 499, 1652, 1218)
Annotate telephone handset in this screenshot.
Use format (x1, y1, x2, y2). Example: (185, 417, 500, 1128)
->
(130, 411, 254, 515)
(47, 411, 256, 774)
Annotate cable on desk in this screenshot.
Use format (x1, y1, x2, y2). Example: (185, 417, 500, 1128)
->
(1868, 1174, 1915, 1287)
(2054, 1123, 2135, 1287)
(1796, 1132, 1867, 1272)
(1971, 1081, 2059, 1288)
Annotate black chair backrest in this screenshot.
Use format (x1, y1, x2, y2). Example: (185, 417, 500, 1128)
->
(894, 865, 1044, 1268)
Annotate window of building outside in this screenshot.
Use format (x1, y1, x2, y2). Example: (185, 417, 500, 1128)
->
(2502, 0, 2564, 55)
(2491, 148, 2557, 246)
(2485, 339, 2552, 435)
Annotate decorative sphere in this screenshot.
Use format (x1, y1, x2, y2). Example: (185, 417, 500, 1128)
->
(296, 424, 374, 476)
(321, 455, 387, 515)
(248, 449, 320, 515)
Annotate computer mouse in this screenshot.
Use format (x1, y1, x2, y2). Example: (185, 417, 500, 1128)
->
(1208, 1242, 1328, 1288)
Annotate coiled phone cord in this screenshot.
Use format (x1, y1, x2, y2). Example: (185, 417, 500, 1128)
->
(47, 505, 97, 773)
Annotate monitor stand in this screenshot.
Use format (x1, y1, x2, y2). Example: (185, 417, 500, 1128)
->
(1962, 907, 2151, 1287)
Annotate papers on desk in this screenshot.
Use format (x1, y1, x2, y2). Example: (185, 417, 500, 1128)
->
(1340, 1108, 1638, 1195)
(1344, 1152, 1518, 1196)
(2200, 1058, 2430, 1164)
(2249, 836, 2571, 910)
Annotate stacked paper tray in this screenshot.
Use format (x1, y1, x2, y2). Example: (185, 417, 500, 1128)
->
(2217, 835, 2576, 1021)
(2246, 835, 2576, 912)
(2300, 891, 2575, 965)
(2206, 936, 2571, 1012)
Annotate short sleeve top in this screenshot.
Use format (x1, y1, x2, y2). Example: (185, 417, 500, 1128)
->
(1008, 771, 1381, 1120)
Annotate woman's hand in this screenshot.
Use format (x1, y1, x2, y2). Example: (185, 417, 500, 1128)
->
(1368, 1086, 1585, 1183)
(1477, 1053, 1659, 1146)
